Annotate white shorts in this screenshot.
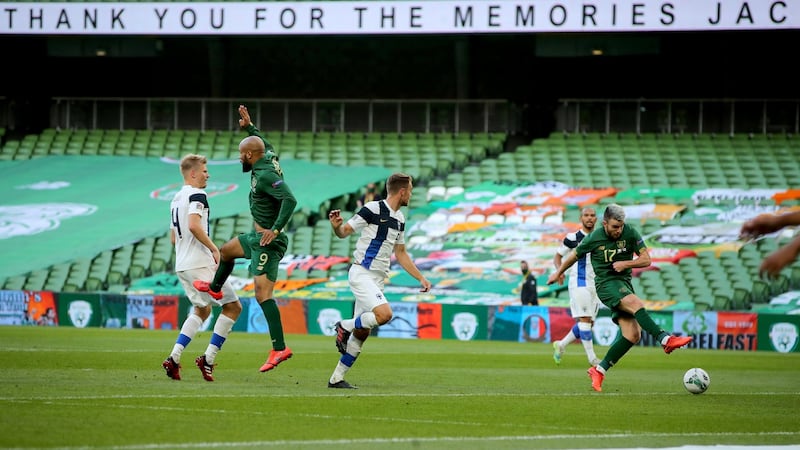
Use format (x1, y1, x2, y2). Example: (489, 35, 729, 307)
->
(348, 264, 388, 316)
(177, 266, 239, 308)
(569, 286, 600, 320)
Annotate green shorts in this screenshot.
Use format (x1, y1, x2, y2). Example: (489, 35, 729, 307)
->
(596, 278, 636, 324)
(237, 231, 288, 282)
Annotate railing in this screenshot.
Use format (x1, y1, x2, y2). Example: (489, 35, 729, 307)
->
(48, 97, 512, 135)
(6, 97, 796, 137)
(555, 98, 800, 136)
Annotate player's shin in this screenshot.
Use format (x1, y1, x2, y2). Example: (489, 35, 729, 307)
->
(211, 260, 235, 292)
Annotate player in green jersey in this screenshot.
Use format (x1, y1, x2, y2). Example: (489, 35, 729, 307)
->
(547, 203, 693, 392)
(195, 104, 297, 374)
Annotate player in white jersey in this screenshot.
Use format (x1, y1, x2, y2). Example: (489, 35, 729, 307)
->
(552, 206, 601, 366)
(162, 154, 242, 382)
(325, 173, 432, 389)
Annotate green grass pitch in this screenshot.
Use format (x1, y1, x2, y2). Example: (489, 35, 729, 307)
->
(1, 326, 799, 449)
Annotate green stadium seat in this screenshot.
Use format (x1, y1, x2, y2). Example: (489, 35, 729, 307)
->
(330, 239, 352, 256)
(694, 297, 714, 311)
(81, 141, 100, 155)
(23, 270, 48, 291)
(84, 277, 104, 292)
(1, 140, 19, 156)
(712, 295, 731, 311)
(3, 276, 27, 291)
(150, 236, 174, 274)
(106, 284, 128, 294)
(730, 287, 753, 310)
(233, 216, 253, 234)
(308, 269, 330, 280)
(790, 266, 800, 290)
(130, 239, 155, 279)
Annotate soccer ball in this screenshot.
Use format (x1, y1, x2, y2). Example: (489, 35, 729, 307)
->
(683, 368, 710, 394)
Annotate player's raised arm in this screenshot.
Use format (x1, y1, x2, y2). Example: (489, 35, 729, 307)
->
(238, 104, 251, 128)
(239, 104, 274, 152)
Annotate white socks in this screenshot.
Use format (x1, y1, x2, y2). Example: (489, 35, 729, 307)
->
(578, 321, 598, 363)
(329, 336, 364, 384)
(170, 313, 204, 363)
(205, 314, 236, 364)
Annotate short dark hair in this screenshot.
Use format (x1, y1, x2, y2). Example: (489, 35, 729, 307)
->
(386, 173, 412, 194)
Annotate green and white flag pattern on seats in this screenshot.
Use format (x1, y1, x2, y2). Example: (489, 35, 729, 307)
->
(0, 156, 391, 280)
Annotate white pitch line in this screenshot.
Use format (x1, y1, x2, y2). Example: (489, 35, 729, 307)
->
(2, 432, 799, 450)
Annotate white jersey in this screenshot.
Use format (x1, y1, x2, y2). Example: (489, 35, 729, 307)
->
(170, 185, 214, 272)
(348, 200, 406, 276)
(557, 228, 595, 290)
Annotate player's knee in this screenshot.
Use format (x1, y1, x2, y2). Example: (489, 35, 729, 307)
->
(194, 305, 212, 321)
(220, 240, 243, 261)
(374, 309, 393, 325)
(256, 289, 275, 302)
(624, 329, 642, 343)
(223, 301, 243, 316)
(620, 294, 644, 313)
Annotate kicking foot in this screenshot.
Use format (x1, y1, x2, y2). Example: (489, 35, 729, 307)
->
(663, 335, 693, 354)
(259, 347, 293, 372)
(587, 366, 604, 392)
(193, 280, 223, 300)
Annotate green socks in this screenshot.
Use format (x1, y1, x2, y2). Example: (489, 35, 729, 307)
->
(210, 259, 235, 292)
(634, 308, 669, 342)
(600, 308, 671, 372)
(600, 336, 635, 371)
(260, 299, 286, 350)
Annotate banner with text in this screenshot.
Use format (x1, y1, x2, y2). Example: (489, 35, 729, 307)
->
(2, 1, 799, 35)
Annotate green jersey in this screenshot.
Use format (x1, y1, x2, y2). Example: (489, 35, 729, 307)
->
(245, 125, 297, 232)
(574, 223, 646, 287)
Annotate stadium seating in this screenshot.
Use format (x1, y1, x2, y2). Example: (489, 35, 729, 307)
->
(3, 128, 799, 312)
(0, 128, 503, 292)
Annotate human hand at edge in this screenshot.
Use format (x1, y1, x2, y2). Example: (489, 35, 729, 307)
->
(759, 245, 798, 279)
(740, 213, 782, 240)
(419, 277, 432, 293)
(238, 104, 252, 128)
